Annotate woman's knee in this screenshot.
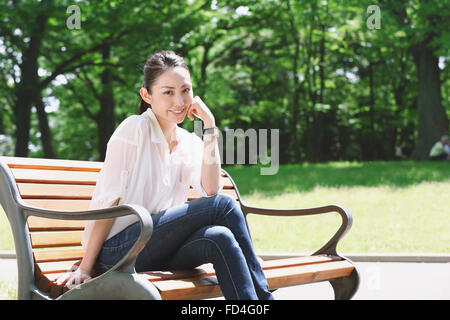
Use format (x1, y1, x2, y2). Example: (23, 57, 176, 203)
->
(204, 225, 237, 246)
(200, 226, 240, 258)
(212, 193, 244, 218)
(213, 193, 235, 204)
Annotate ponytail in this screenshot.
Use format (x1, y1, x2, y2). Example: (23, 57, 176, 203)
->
(138, 95, 151, 115)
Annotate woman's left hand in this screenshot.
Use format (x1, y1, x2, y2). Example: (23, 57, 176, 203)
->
(56, 266, 92, 289)
(187, 96, 215, 128)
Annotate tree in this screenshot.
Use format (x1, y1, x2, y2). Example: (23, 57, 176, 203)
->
(1, 0, 130, 157)
(386, 0, 449, 159)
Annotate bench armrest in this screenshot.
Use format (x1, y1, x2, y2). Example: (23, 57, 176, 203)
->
(18, 201, 153, 275)
(241, 203, 353, 256)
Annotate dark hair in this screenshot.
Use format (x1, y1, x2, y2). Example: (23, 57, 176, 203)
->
(138, 50, 190, 115)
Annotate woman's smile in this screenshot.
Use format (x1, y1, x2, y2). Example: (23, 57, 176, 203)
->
(169, 107, 186, 116)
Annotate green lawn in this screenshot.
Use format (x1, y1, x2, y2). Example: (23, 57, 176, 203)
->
(225, 161, 450, 254)
(0, 209, 13, 251)
(1, 161, 449, 254)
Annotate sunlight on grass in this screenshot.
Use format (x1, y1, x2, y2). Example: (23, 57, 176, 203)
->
(307, 161, 364, 169)
(0, 207, 14, 251)
(244, 181, 450, 254)
(225, 161, 450, 195)
(0, 278, 17, 300)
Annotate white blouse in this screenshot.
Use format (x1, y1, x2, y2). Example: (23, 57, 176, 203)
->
(82, 108, 222, 246)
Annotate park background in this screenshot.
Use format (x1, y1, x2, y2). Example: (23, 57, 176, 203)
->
(0, 0, 449, 298)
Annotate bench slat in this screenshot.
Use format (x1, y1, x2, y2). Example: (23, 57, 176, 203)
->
(34, 248, 85, 263)
(11, 168, 99, 185)
(153, 276, 221, 300)
(23, 199, 91, 211)
(30, 231, 83, 248)
(221, 178, 234, 189)
(37, 259, 80, 274)
(261, 255, 341, 269)
(27, 216, 86, 231)
(267, 260, 354, 289)
(18, 183, 95, 199)
(1, 156, 103, 171)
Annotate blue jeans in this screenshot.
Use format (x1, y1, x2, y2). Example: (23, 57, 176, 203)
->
(94, 193, 274, 300)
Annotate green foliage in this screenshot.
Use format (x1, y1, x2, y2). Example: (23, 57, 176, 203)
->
(0, 0, 448, 161)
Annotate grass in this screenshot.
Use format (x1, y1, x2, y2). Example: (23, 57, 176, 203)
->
(242, 182, 449, 254)
(0, 161, 449, 254)
(223, 161, 450, 195)
(224, 161, 450, 254)
(0, 278, 17, 300)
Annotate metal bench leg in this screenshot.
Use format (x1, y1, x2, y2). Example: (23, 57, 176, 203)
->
(329, 267, 360, 300)
(57, 271, 162, 300)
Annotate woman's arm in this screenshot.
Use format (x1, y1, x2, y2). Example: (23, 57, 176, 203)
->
(78, 202, 118, 273)
(56, 199, 119, 287)
(187, 96, 222, 196)
(201, 119, 221, 196)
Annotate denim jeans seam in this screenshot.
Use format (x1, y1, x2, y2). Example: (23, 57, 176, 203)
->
(213, 194, 236, 226)
(151, 204, 213, 236)
(176, 237, 241, 300)
(96, 260, 113, 273)
(102, 237, 137, 251)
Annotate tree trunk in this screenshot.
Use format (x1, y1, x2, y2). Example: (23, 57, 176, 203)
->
(13, 1, 50, 157)
(14, 86, 34, 157)
(368, 62, 376, 160)
(411, 43, 448, 160)
(285, 0, 301, 162)
(97, 44, 116, 161)
(198, 42, 211, 98)
(35, 91, 56, 158)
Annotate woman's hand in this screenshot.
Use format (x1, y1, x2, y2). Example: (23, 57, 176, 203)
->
(187, 96, 215, 128)
(56, 266, 92, 289)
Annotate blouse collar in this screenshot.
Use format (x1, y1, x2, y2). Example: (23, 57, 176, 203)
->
(142, 108, 180, 146)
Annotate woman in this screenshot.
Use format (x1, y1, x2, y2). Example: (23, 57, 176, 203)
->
(57, 50, 273, 300)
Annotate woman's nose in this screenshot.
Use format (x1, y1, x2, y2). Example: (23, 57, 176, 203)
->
(172, 97, 189, 109)
(175, 94, 185, 106)
(180, 94, 193, 106)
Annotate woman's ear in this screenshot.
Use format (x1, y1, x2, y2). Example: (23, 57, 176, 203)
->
(140, 87, 152, 105)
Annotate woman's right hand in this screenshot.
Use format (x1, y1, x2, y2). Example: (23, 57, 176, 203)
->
(56, 266, 92, 289)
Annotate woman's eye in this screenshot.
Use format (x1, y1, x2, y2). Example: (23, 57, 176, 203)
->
(164, 88, 190, 95)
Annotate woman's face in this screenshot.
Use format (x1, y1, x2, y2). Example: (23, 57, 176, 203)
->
(142, 66, 193, 126)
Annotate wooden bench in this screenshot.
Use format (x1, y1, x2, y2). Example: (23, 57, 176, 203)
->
(0, 156, 359, 300)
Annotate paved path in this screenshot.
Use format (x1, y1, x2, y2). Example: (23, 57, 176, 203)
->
(272, 261, 450, 300)
(1, 259, 449, 299)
